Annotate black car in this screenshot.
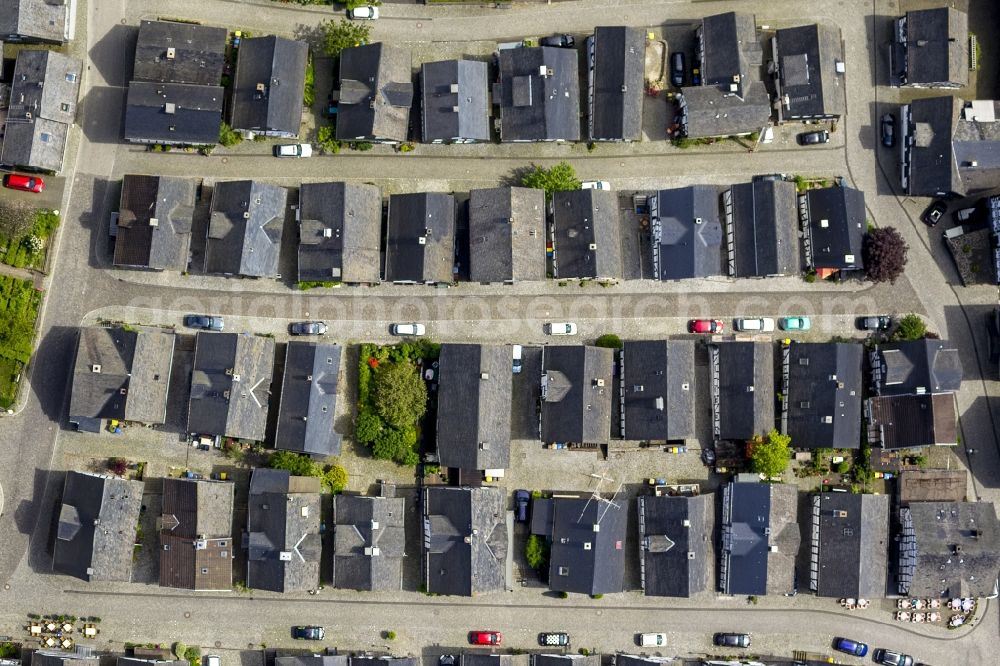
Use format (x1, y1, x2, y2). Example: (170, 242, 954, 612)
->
(701, 447, 716, 466)
(538, 632, 569, 647)
(713, 633, 751, 649)
(858, 315, 892, 331)
(872, 649, 913, 666)
(922, 200, 947, 226)
(290, 321, 328, 336)
(184, 314, 224, 331)
(540, 34, 575, 48)
(671, 52, 686, 87)
(797, 129, 830, 145)
(292, 626, 325, 640)
(881, 113, 896, 147)
(438, 657, 456, 666)
(514, 489, 530, 522)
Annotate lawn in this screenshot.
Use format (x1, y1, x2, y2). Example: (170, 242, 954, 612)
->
(0, 209, 60, 270)
(0, 276, 42, 409)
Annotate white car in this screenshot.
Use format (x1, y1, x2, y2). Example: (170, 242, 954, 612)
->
(203, 657, 221, 666)
(512, 344, 523, 374)
(638, 633, 667, 648)
(546, 322, 577, 336)
(734, 317, 775, 332)
(349, 5, 379, 19)
(390, 323, 425, 336)
(581, 181, 611, 190)
(273, 143, 313, 158)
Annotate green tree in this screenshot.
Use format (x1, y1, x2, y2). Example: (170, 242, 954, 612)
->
(373, 362, 427, 429)
(172, 644, 188, 662)
(525, 534, 549, 570)
(519, 161, 581, 200)
(893, 313, 928, 341)
(749, 429, 791, 478)
(863, 227, 908, 284)
(594, 333, 623, 349)
(321, 19, 372, 58)
(317, 125, 342, 154)
(371, 427, 417, 464)
(219, 121, 243, 147)
(354, 410, 383, 443)
(322, 463, 348, 493)
(268, 450, 319, 477)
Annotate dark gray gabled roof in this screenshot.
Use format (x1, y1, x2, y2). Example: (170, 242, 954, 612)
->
(902, 96, 960, 197)
(421, 59, 490, 143)
(783, 342, 863, 449)
(114, 175, 197, 271)
(774, 23, 845, 118)
(809, 493, 889, 599)
(187, 332, 275, 441)
(699, 12, 761, 93)
(230, 36, 308, 135)
(638, 494, 714, 597)
(532, 656, 599, 666)
(338, 43, 413, 142)
(497, 46, 581, 142)
(551, 189, 622, 280)
(206, 180, 286, 277)
(534, 495, 626, 595)
(246, 468, 322, 593)
(275, 657, 347, 666)
(423, 486, 507, 596)
(724, 178, 800, 277)
(678, 81, 771, 138)
(650, 185, 723, 279)
(614, 657, 676, 666)
(332, 492, 405, 591)
(353, 658, 417, 666)
(896, 8, 968, 88)
(1, 49, 80, 172)
(898, 501, 1000, 598)
(870, 339, 962, 396)
(588, 26, 644, 141)
(33, 652, 99, 666)
(133, 20, 227, 85)
(541, 345, 614, 445)
(275, 342, 343, 457)
(800, 185, 865, 271)
(436, 344, 512, 471)
(385, 192, 456, 283)
(298, 182, 382, 284)
(0, 0, 71, 43)
(709, 341, 774, 441)
(719, 481, 799, 595)
(462, 656, 526, 666)
(951, 100, 1000, 195)
(69, 326, 175, 430)
(621, 340, 696, 441)
(124, 81, 225, 146)
(467, 186, 546, 282)
(52, 471, 143, 582)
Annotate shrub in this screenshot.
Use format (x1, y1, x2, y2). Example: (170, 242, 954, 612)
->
(834, 461, 850, 475)
(321, 19, 372, 58)
(749, 429, 791, 478)
(525, 534, 549, 570)
(373, 361, 427, 429)
(893, 313, 927, 341)
(173, 643, 188, 661)
(384, 631, 396, 641)
(108, 457, 128, 476)
(350, 141, 374, 151)
(399, 142, 415, 152)
(863, 227, 908, 284)
(303, 55, 315, 107)
(219, 122, 243, 148)
(269, 450, 319, 477)
(317, 125, 342, 154)
(594, 333, 622, 349)
(519, 162, 580, 200)
(354, 410, 383, 443)
(322, 463, 348, 494)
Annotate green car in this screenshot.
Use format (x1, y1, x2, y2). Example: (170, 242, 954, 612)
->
(780, 316, 811, 331)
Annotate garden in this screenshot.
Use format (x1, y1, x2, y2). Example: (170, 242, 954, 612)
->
(0, 276, 42, 409)
(0, 205, 60, 270)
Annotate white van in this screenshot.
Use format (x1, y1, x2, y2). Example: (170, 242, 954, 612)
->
(735, 317, 775, 332)
(512, 345, 523, 374)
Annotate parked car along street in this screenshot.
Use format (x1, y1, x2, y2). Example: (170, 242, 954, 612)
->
(2, 174, 45, 193)
(469, 631, 502, 646)
(184, 314, 224, 331)
(638, 633, 667, 647)
(834, 637, 868, 657)
(292, 626, 324, 640)
(689, 319, 724, 334)
(539, 34, 574, 47)
(779, 316, 811, 331)
(545, 322, 577, 336)
(290, 321, 327, 336)
(873, 649, 913, 666)
(538, 632, 569, 646)
(797, 129, 830, 145)
(390, 323, 425, 336)
(348, 5, 379, 20)
(881, 113, 896, 148)
(921, 200, 946, 227)
(857, 315, 892, 331)
(714, 633, 751, 648)
(273, 143, 313, 158)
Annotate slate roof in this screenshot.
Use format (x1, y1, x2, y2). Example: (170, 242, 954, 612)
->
(463, 656, 525, 666)
(894, 8, 968, 88)
(677, 81, 771, 138)
(384, 192, 456, 283)
(68, 326, 175, 431)
(1, 49, 80, 172)
(541, 345, 614, 445)
(332, 492, 405, 591)
(638, 494, 714, 597)
(230, 36, 308, 135)
(951, 100, 1000, 195)
(901, 96, 959, 197)
(32, 652, 99, 666)
(650, 185, 723, 280)
(621, 340, 696, 441)
(551, 189, 622, 280)
(187, 332, 275, 441)
(709, 341, 774, 441)
(246, 468, 322, 593)
(467, 186, 546, 283)
(353, 658, 417, 666)
(118, 659, 186, 666)
(496, 46, 581, 142)
(123, 80, 225, 145)
(588, 26, 644, 141)
(274, 341, 343, 457)
(698, 12, 762, 94)
(532, 495, 626, 595)
(723, 178, 800, 277)
(900, 469, 968, 504)
(532, 657, 599, 666)
(338, 43, 413, 142)
(898, 501, 1000, 598)
(133, 20, 227, 85)
(159, 477, 235, 590)
(114, 175, 197, 271)
(870, 339, 963, 396)
(275, 657, 348, 666)
(297, 182, 382, 284)
(800, 185, 865, 271)
(719, 481, 799, 595)
(782, 342, 863, 450)
(809, 493, 889, 599)
(52, 471, 143, 582)
(423, 486, 507, 596)
(436, 344, 512, 471)
(774, 23, 845, 119)
(205, 180, 287, 277)
(0, 0, 71, 43)
(866, 393, 958, 449)
(614, 657, 675, 666)
(421, 59, 490, 143)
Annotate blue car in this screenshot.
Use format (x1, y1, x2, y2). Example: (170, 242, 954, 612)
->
(833, 637, 868, 657)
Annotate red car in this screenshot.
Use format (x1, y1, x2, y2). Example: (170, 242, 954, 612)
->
(469, 631, 502, 646)
(3, 173, 45, 193)
(689, 319, 724, 334)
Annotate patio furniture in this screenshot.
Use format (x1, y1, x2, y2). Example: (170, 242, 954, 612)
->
(61, 623, 73, 633)
(45, 623, 57, 632)
(929, 599, 941, 609)
(857, 599, 870, 609)
(961, 598, 974, 612)
(896, 611, 911, 621)
(912, 613, 926, 623)
(950, 614, 966, 627)
(928, 612, 941, 622)
(60, 639, 73, 650)
(29, 625, 42, 636)
(914, 599, 925, 609)
(83, 625, 97, 638)
(44, 638, 56, 647)
(950, 598, 962, 610)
